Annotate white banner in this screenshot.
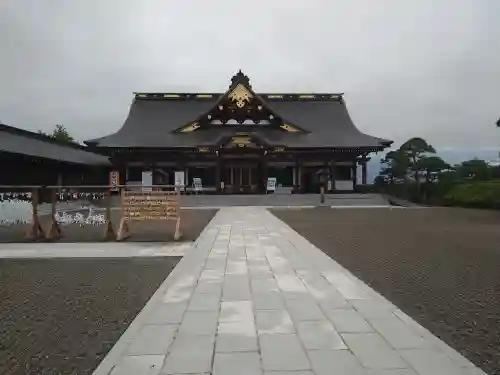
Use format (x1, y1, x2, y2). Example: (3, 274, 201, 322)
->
(193, 177, 203, 192)
(141, 171, 153, 192)
(266, 177, 277, 192)
(335, 180, 354, 191)
(174, 171, 185, 191)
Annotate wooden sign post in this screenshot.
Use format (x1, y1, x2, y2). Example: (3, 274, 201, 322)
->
(116, 190, 181, 241)
(25, 188, 45, 241)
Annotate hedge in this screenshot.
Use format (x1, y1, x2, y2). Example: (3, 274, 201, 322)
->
(444, 180, 500, 209)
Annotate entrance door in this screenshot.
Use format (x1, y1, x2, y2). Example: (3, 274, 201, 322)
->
(233, 167, 242, 192)
(222, 164, 258, 193)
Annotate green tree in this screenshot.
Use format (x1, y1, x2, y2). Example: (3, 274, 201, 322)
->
(38, 124, 76, 143)
(398, 137, 436, 200)
(51, 124, 75, 143)
(456, 159, 492, 181)
(418, 155, 450, 183)
(378, 150, 410, 184)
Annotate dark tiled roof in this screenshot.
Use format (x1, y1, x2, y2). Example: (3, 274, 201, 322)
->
(265, 100, 392, 148)
(86, 95, 392, 150)
(86, 69, 393, 152)
(0, 124, 111, 165)
(85, 98, 218, 148)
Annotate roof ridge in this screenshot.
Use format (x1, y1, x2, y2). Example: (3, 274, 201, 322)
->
(133, 93, 345, 101)
(0, 123, 106, 154)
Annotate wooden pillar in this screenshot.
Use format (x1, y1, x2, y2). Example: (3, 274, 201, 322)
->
(324, 160, 329, 194)
(216, 155, 222, 193)
(297, 162, 302, 194)
(330, 161, 336, 193)
(352, 162, 358, 192)
(56, 173, 63, 189)
(25, 188, 45, 241)
(262, 153, 268, 193)
(47, 189, 62, 240)
(362, 161, 367, 185)
(103, 189, 116, 241)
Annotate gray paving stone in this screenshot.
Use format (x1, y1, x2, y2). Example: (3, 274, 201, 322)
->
(365, 369, 418, 375)
(307, 349, 366, 375)
(252, 291, 286, 310)
(226, 259, 248, 274)
(213, 352, 262, 375)
(259, 334, 311, 371)
(322, 271, 372, 300)
(264, 372, 314, 375)
(251, 278, 280, 293)
(299, 272, 336, 297)
(326, 309, 374, 333)
(316, 290, 351, 310)
(247, 257, 269, 266)
(216, 321, 258, 352)
(351, 298, 397, 319)
(369, 317, 429, 349)
(101, 207, 483, 375)
(222, 274, 251, 301)
(199, 269, 225, 283)
(194, 280, 223, 295)
(342, 333, 408, 370)
(219, 301, 254, 322)
(178, 310, 218, 335)
(162, 285, 195, 304)
(110, 355, 164, 375)
(148, 303, 187, 325)
(161, 334, 214, 374)
(249, 266, 274, 279)
(204, 258, 227, 271)
(187, 293, 220, 311)
(285, 295, 325, 322)
(127, 324, 177, 355)
(296, 320, 347, 350)
(171, 274, 200, 288)
(398, 349, 471, 375)
(256, 310, 295, 335)
(275, 274, 308, 294)
(392, 309, 479, 369)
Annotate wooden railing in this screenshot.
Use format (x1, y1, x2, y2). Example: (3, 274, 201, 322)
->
(0, 185, 185, 242)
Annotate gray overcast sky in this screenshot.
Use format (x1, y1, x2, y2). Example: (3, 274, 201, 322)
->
(1, 0, 499, 149)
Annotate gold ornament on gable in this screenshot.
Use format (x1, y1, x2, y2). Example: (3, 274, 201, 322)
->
(231, 136, 251, 147)
(280, 124, 300, 133)
(228, 84, 253, 108)
(180, 122, 200, 132)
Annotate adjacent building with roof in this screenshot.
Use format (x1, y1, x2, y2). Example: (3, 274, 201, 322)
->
(0, 123, 110, 186)
(86, 71, 392, 193)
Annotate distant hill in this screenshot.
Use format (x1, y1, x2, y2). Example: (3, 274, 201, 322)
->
(367, 149, 500, 183)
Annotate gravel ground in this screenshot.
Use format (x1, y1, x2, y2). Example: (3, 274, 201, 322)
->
(0, 209, 217, 243)
(0, 257, 181, 375)
(272, 207, 500, 375)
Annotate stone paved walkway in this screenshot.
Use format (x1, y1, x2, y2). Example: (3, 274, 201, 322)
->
(94, 207, 486, 375)
(0, 242, 193, 258)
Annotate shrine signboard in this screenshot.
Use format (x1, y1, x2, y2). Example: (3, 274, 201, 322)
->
(109, 171, 119, 192)
(117, 190, 181, 240)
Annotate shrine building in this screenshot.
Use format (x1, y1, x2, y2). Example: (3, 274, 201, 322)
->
(85, 71, 392, 193)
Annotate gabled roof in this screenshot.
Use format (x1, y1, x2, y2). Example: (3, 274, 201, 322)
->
(85, 71, 392, 150)
(0, 123, 111, 165)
